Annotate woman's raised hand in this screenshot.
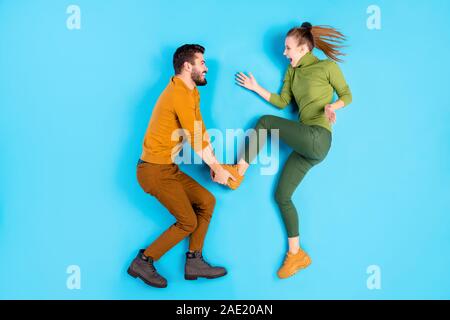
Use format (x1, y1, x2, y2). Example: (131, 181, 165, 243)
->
(235, 72, 258, 91)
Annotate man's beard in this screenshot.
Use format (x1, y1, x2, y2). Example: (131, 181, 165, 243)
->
(191, 69, 207, 86)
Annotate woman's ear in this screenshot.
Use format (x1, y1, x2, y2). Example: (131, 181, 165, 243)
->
(300, 44, 309, 54)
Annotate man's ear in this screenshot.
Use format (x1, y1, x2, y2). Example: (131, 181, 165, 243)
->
(183, 61, 192, 73)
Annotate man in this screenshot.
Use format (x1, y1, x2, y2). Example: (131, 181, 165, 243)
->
(127, 44, 235, 288)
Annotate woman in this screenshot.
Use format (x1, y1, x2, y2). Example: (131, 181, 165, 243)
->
(222, 22, 352, 279)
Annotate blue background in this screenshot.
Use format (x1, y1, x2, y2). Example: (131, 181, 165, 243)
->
(1, 0, 449, 299)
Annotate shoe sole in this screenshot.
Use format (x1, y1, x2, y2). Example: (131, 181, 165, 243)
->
(227, 178, 243, 190)
(228, 182, 242, 190)
(185, 271, 228, 281)
(127, 267, 167, 288)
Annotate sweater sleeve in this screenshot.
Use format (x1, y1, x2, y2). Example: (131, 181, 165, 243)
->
(328, 61, 352, 106)
(173, 91, 210, 152)
(269, 66, 293, 109)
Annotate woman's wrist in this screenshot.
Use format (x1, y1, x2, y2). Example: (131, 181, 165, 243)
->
(331, 100, 345, 111)
(254, 84, 271, 101)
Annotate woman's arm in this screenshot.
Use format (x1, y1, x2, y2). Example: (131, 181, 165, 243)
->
(325, 61, 352, 124)
(235, 68, 293, 109)
(329, 99, 345, 111)
(324, 100, 345, 124)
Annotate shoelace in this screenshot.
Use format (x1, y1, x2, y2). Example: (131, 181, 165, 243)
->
(281, 253, 291, 266)
(142, 259, 157, 273)
(282, 251, 305, 266)
(198, 255, 212, 267)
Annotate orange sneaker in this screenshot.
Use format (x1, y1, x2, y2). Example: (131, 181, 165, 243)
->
(277, 248, 312, 279)
(221, 164, 244, 190)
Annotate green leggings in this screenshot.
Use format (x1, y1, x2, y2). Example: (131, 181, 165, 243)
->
(242, 115, 332, 237)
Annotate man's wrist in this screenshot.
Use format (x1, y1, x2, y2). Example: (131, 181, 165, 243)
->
(209, 163, 223, 173)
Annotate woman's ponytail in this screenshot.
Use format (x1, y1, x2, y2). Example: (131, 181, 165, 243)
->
(287, 22, 347, 62)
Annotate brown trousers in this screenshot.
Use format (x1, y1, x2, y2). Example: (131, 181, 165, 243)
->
(136, 162, 216, 260)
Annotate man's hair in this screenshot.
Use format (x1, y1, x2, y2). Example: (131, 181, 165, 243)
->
(173, 44, 205, 74)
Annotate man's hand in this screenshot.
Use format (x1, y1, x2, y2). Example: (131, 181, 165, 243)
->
(210, 164, 236, 185)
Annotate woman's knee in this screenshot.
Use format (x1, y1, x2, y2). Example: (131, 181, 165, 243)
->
(257, 115, 275, 129)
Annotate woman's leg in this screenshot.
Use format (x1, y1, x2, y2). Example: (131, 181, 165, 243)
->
(233, 115, 332, 277)
(274, 153, 321, 278)
(275, 152, 320, 250)
(238, 115, 319, 175)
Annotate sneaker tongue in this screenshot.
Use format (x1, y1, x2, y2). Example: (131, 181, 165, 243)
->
(287, 250, 305, 258)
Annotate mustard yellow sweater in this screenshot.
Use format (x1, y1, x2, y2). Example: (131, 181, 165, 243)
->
(140, 76, 209, 164)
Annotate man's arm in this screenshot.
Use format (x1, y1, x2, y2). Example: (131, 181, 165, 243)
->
(173, 93, 235, 184)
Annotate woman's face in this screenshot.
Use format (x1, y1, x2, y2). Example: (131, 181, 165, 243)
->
(283, 36, 308, 67)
